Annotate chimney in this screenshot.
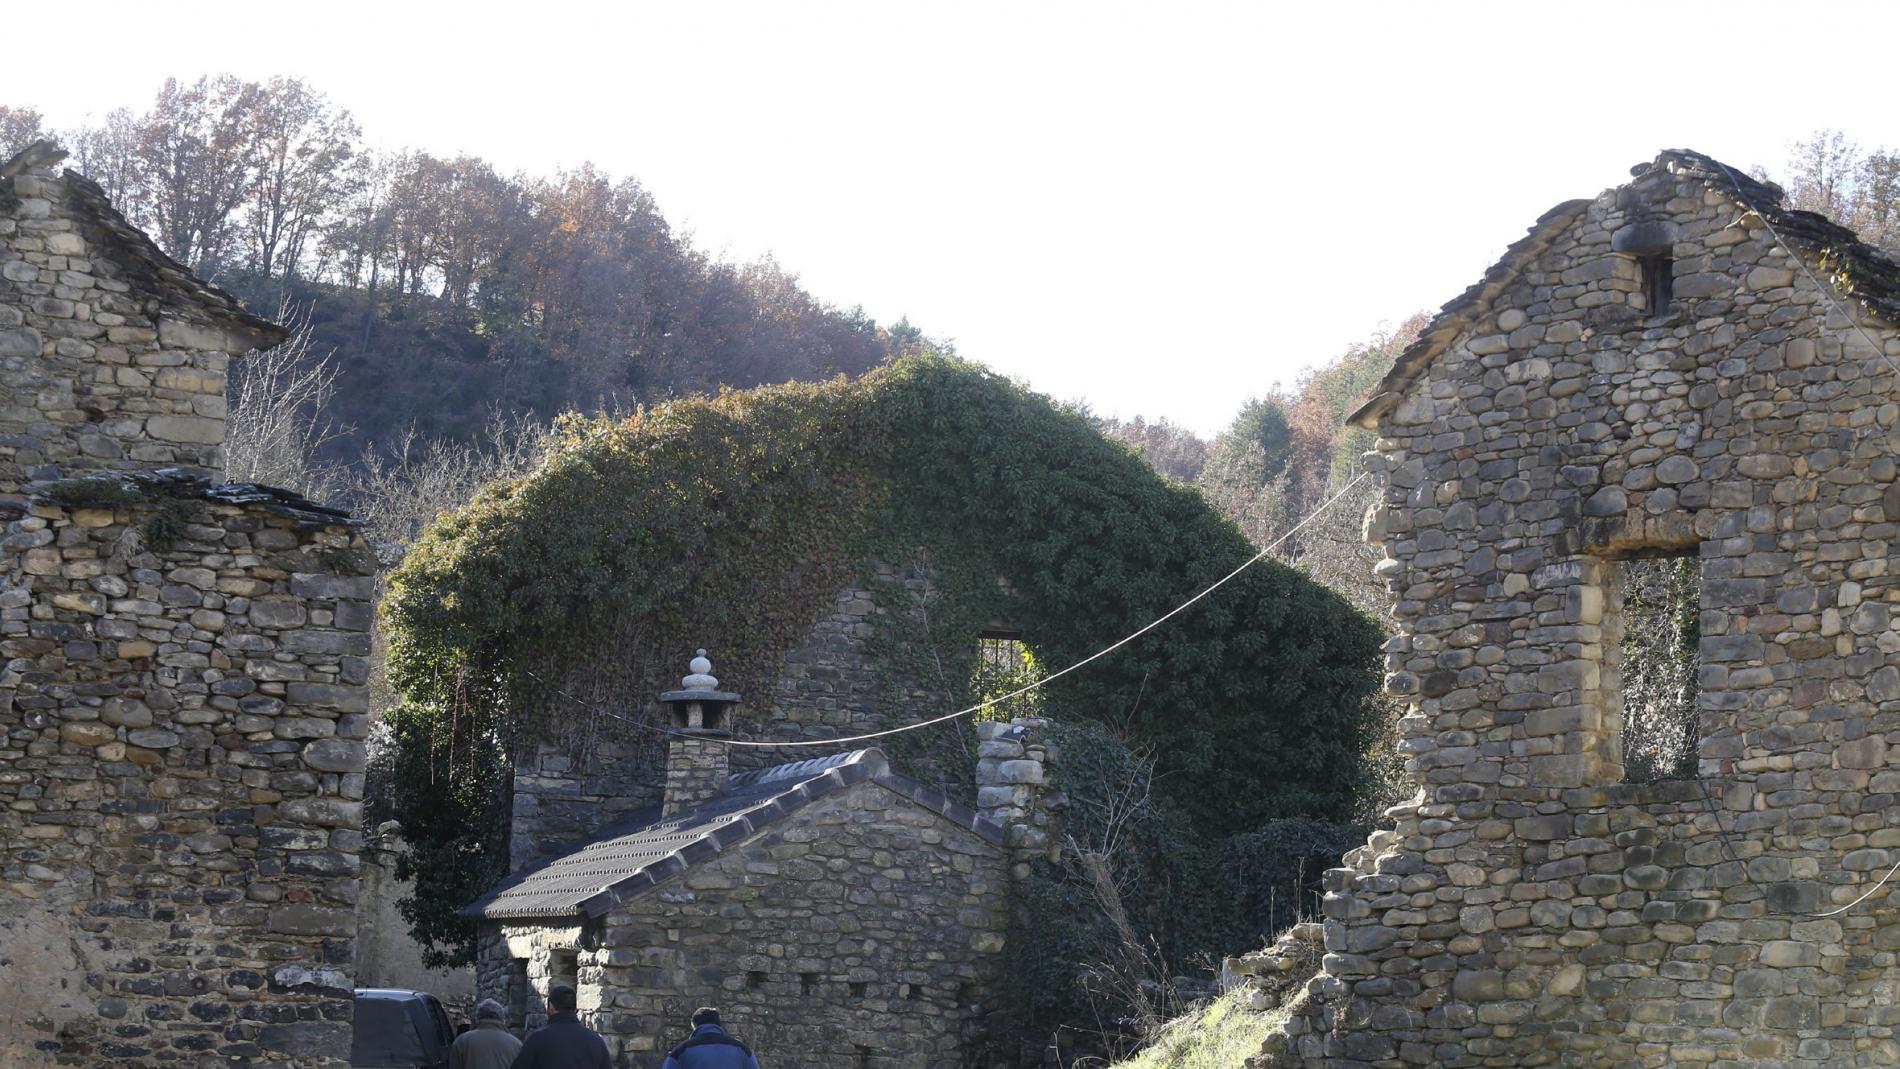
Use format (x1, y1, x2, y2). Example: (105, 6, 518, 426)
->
(659, 649, 739, 816)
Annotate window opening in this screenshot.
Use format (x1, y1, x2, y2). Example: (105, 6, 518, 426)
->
(800, 972, 819, 995)
(956, 982, 977, 1008)
(549, 949, 578, 1007)
(973, 630, 1043, 720)
(1614, 554, 1701, 782)
(849, 981, 869, 998)
(746, 971, 768, 989)
(1639, 253, 1673, 316)
(508, 959, 529, 1030)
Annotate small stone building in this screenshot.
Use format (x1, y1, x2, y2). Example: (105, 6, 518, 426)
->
(0, 142, 374, 1067)
(466, 654, 1046, 1069)
(1269, 150, 1900, 1067)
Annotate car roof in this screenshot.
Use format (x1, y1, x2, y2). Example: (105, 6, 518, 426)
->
(354, 988, 434, 1000)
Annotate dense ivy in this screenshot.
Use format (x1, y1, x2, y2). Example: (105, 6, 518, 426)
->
(382, 354, 1383, 962)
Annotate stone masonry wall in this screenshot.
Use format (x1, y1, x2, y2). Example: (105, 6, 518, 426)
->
(974, 717, 1062, 876)
(1, 159, 271, 507)
(0, 491, 374, 1067)
(481, 780, 1010, 1069)
(509, 563, 953, 867)
(355, 822, 475, 1002)
(1271, 156, 1900, 1068)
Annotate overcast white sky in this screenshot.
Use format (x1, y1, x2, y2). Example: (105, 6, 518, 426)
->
(7, 1, 1898, 435)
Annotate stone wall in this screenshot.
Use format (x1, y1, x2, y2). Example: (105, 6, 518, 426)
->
(480, 779, 1011, 1069)
(0, 487, 374, 1066)
(974, 716, 1062, 876)
(1270, 154, 1900, 1067)
(509, 731, 660, 870)
(0, 151, 280, 506)
(508, 564, 953, 867)
(355, 823, 475, 1003)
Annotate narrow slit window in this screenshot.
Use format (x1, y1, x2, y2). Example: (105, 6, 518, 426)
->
(800, 972, 819, 995)
(509, 959, 530, 1030)
(1639, 253, 1673, 316)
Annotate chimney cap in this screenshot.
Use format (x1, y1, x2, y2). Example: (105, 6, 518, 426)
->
(682, 648, 718, 690)
(660, 647, 741, 704)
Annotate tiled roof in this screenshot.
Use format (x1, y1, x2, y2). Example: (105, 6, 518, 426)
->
(1347, 148, 1900, 430)
(463, 748, 1005, 921)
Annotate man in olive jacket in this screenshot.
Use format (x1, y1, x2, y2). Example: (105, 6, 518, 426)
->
(509, 986, 610, 1069)
(449, 1000, 522, 1069)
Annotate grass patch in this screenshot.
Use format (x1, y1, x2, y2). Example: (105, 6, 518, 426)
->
(1109, 987, 1285, 1069)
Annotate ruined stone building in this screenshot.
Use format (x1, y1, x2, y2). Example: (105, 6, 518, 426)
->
(467, 652, 1055, 1069)
(1268, 150, 1900, 1067)
(0, 142, 374, 1067)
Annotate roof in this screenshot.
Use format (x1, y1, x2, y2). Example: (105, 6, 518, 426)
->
(2, 140, 287, 351)
(463, 748, 1006, 921)
(17, 468, 357, 528)
(1347, 148, 1900, 430)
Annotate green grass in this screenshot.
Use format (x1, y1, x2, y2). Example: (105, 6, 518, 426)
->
(1109, 988, 1286, 1069)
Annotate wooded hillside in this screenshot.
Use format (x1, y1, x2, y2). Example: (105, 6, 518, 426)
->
(2, 81, 928, 457)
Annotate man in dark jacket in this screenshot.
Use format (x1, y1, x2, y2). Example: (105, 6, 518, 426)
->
(509, 986, 610, 1069)
(660, 1008, 760, 1069)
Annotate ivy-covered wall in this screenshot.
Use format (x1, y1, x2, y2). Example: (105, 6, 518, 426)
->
(381, 356, 1386, 976)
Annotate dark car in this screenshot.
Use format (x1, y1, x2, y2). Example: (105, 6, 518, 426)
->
(350, 988, 458, 1069)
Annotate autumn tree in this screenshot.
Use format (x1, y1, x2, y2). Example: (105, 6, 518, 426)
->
(0, 105, 53, 159)
(1096, 415, 1209, 483)
(244, 78, 360, 279)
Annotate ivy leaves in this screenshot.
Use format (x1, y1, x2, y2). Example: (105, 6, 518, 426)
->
(381, 354, 1384, 961)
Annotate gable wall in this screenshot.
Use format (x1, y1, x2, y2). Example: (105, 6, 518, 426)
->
(1273, 159, 1900, 1067)
(1, 157, 368, 1068)
(1, 167, 248, 504)
(481, 780, 1009, 1069)
(508, 563, 947, 869)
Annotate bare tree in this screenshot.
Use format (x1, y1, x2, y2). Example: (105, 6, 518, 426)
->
(134, 76, 263, 273)
(223, 304, 347, 498)
(245, 78, 361, 279)
(1062, 743, 1182, 1049)
(0, 105, 53, 160)
(350, 411, 547, 555)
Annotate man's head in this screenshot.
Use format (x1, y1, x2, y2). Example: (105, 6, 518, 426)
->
(549, 986, 578, 1014)
(476, 999, 506, 1022)
(691, 1007, 721, 1028)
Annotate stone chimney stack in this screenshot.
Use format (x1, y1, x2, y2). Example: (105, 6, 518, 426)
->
(659, 649, 739, 816)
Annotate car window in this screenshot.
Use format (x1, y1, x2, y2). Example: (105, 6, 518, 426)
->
(352, 995, 425, 1067)
(424, 995, 455, 1049)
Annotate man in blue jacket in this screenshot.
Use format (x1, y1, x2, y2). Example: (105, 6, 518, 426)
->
(661, 1008, 760, 1069)
(509, 986, 610, 1069)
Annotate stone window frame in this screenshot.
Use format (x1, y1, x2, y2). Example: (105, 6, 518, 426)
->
(1611, 218, 1681, 325)
(508, 958, 530, 1030)
(1638, 252, 1674, 317)
(1578, 539, 1707, 789)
